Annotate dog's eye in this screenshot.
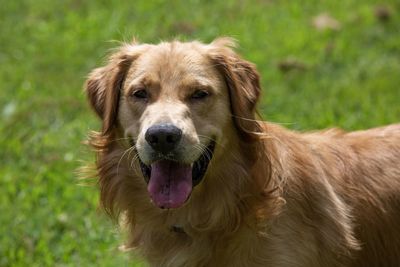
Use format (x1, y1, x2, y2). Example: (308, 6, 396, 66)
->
(191, 90, 209, 100)
(132, 89, 148, 100)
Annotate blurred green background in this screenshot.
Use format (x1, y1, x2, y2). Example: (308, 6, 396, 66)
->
(1, 0, 399, 266)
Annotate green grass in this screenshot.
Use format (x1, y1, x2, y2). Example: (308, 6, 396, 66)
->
(1, 0, 399, 266)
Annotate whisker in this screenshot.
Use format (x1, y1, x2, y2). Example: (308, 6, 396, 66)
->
(116, 146, 135, 177)
(194, 143, 212, 163)
(130, 152, 140, 171)
(127, 145, 136, 161)
(127, 147, 138, 170)
(131, 160, 140, 175)
(197, 135, 223, 148)
(232, 114, 296, 126)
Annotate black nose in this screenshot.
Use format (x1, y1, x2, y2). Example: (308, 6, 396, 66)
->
(145, 124, 182, 154)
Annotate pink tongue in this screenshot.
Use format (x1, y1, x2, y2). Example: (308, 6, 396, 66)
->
(147, 160, 192, 209)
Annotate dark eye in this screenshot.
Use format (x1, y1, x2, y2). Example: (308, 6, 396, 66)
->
(191, 90, 209, 100)
(132, 89, 148, 100)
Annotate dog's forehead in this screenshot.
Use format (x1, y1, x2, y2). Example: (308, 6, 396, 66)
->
(129, 42, 219, 86)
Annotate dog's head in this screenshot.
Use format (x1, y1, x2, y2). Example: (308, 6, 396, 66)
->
(86, 38, 261, 209)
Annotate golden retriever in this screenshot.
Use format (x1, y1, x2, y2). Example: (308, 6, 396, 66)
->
(84, 38, 400, 267)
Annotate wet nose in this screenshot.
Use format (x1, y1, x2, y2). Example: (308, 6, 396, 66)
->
(145, 124, 182, 154)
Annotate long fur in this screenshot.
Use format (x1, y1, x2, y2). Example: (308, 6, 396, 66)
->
(84, 38, 400, 267)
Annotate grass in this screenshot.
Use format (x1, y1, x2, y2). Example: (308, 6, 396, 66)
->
(0, 0, 399, 266)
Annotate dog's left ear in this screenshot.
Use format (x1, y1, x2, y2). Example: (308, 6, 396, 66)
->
(85, 41, 147, 135)
(208, 37, 262, 142)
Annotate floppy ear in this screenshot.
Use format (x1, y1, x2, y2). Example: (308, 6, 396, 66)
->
(208, 38, 262, 142)
(85, 42, 145, 135)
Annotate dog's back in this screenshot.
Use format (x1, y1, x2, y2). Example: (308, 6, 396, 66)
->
(342, 124, 400, 266)
(293, 123, 400, 266)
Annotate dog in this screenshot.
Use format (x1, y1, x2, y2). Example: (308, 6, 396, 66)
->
(84, 37, 400, 266)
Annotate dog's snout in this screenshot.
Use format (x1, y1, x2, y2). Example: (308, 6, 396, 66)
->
(145, 124, 182, 154)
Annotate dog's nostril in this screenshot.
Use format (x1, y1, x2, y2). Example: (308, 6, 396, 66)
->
(148, 135, 158, 145)
(166, 135, 176, 144)
(145, 124, 182, 154)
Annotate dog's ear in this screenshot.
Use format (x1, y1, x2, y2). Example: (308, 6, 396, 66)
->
(208, 37, 262, 141)
(85, 41, 146, 135)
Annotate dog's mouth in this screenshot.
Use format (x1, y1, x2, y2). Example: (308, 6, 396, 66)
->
(139, 141, 216, 209)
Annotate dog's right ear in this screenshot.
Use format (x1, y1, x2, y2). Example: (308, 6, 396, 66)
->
(85, 41, 147, 134)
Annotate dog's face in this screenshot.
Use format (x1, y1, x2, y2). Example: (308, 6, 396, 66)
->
(119, 42, 230, 209)
(86, 38, 261, 209)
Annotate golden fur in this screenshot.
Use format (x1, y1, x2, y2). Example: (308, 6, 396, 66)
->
(84, 38, 400, 267)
